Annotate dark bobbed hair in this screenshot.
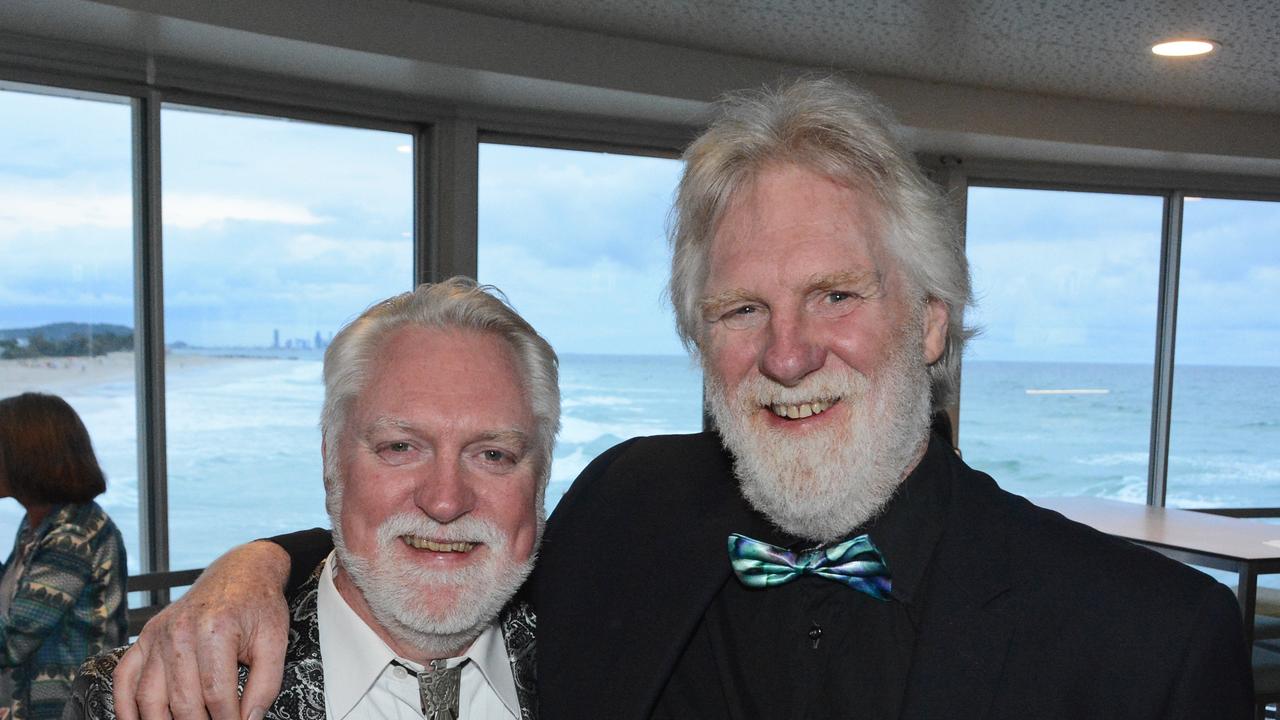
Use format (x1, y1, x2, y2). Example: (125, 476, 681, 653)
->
(0, 392, 107, 504)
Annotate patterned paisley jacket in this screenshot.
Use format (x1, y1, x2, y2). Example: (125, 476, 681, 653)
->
(64, 563, 538, 720)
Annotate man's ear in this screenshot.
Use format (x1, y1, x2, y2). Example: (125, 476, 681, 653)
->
(922, 297, 949, 365)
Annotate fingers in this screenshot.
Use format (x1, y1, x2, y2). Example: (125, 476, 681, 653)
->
(237, 602, 289, 720)
(112, 642, 145, 720)
(114, 632, 179, 720)
(159, 609, 216, 720)
(195, 611, 254, 720)
(111, 542, 294, 720)
(137, 646, 178, 720)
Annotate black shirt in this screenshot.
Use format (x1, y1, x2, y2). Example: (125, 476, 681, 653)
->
(652, 436, 952, 719)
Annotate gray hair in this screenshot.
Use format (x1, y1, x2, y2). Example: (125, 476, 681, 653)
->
(320, 277, 560, 494)
(669, 76, 974, 408)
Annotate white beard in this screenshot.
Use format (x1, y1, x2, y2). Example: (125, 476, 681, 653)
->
(329, 505, 538, 658)
(706, 332, 933, 543)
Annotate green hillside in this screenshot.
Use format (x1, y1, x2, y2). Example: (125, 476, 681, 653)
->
(0, 322, 134, 359)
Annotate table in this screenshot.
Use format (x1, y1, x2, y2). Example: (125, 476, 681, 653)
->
(1032, 495, 1280, 646)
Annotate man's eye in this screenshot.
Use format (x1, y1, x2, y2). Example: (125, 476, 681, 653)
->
(376, 441, 419, 466)
(719, 304, 767, 330)
(811, 290, 861, 318)
(482, 449, 507, 462)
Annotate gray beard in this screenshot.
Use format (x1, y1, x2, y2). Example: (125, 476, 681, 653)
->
(328, 499, 537, 658)
(705, 335, 933, 543)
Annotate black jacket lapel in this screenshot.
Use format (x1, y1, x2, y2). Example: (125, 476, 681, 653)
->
(900, 459, 1015, 720)
(532, 434, 752, 720)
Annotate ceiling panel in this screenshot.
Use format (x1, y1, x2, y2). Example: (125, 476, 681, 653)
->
(421, 0, 1280, 114)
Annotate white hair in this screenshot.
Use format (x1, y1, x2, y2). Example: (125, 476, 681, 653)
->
(320, 277, 560, 494)
(669, 76, 974, 408)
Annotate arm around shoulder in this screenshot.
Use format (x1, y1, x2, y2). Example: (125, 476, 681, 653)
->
(112, 539, 294, 720)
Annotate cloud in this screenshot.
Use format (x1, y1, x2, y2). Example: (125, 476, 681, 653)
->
(0, 189, 130, 233)
(0, 187, 327, 235)
(478, 144, 680, 269)
(479, 241, 684, 356)
(164, 193, 327, 228)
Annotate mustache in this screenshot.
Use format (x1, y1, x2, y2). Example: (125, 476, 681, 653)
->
(714, 367, 869, 409)
(374, 512, 508, 548)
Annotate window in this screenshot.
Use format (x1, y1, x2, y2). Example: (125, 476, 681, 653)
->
(477, 143, 699, 510)
(160, 106, 413, 569)
(0, 86, 139, 568)
(961, 187, 1162, 501)
(1167, 198, 1280, 509)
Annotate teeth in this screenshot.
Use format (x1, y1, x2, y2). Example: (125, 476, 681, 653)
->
(770, 399, 835, 419)
(402, 536, 476, 552)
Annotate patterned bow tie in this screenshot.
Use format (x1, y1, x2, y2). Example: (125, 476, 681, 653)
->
(728, 532, 892, 600)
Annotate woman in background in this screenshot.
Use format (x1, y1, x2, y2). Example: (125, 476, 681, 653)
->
(0, 393, 126, 720)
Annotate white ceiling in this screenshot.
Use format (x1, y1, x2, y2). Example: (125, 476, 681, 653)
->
(422, 0, 1280, 116)
(3, 0, 1279, 178)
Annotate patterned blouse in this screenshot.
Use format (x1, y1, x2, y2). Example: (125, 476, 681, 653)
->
(0, 502, 127, 720)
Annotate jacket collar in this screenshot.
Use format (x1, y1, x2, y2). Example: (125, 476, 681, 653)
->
(259, 562, 538, 720)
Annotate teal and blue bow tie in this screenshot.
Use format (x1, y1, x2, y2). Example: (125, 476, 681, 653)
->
(728, 532, 892, 600)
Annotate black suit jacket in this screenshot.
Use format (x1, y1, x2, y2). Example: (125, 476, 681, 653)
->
(527, 432, 1253, 719)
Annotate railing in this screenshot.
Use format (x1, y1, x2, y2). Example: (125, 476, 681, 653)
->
(126, 569, 203, 636)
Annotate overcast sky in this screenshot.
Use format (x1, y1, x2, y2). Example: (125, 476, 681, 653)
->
(2, 86, 1277, 365)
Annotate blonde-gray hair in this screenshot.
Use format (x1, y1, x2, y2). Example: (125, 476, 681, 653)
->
(320, 277, 560, 494)
(669, 76, 973, 408)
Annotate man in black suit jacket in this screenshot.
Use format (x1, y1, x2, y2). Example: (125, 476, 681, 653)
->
(109, 76, 1252, 719)
(530, 431, 1249, 718)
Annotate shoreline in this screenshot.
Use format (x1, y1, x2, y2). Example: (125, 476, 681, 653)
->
(0, 351, 279, 398)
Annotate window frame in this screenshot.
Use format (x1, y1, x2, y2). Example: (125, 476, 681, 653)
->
(954, 160, 1280, 510)
(8, 55, 1280, 606)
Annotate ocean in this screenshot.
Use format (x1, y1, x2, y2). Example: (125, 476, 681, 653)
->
(1, 355, 1277, 577)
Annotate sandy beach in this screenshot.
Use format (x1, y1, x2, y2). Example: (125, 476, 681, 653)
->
(0, 351, 230, 398)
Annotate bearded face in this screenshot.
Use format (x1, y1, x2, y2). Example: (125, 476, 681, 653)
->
(696, 165, 949, 543)
(706, 323, 933, 543)
(323, 326, 544, 659)
(329, 499, 540, 657)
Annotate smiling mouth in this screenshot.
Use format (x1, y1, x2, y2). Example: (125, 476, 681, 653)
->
(768, 398, 840, 420)
(400, 536, 477, 553)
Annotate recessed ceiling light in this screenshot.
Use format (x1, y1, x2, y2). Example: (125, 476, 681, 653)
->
(1151, 39, 1217, 57)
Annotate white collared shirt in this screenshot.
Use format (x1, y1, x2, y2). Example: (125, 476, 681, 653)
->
(317, 552, 519, 720)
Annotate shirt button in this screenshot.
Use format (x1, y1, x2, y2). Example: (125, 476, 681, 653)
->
(808, 622, 823, 649)
(392, 664, 409, 679)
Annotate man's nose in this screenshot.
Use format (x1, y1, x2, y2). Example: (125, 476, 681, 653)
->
(759, 312, 827, 386)
(414, 458, 476, 524)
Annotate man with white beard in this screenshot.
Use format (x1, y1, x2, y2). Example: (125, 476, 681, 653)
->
(110, 77, 1251, 719)
(67, 278, 554, 720)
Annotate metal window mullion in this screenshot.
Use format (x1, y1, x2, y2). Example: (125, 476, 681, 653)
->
(1147, 192, 1184, 507)
(132, 90, 169, 603)
(412, 124, 431, 286)
(421, 118, 479, 283)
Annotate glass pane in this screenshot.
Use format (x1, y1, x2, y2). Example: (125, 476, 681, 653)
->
(162, 106, 412, 569)
(0, 86, 139, 570)
(961, 187, 1162, 501)
(1168, 198, 1280, 509)
(477, 144, 699, 511)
